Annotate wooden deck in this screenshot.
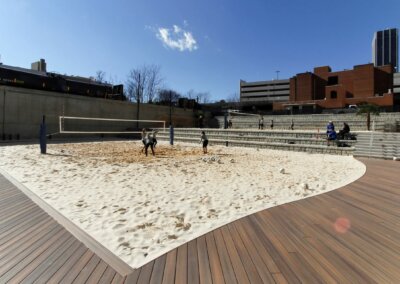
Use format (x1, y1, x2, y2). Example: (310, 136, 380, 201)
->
(0, 172, 128, 283)
(1, 158, 399, 283)
(128, 158, 400, 283)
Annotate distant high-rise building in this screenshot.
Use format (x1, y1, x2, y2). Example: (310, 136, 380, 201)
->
(31, 59, 47, 72)
(372, 28, 398, 72)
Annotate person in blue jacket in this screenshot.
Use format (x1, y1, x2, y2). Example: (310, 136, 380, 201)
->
(326, 121, 337, 145)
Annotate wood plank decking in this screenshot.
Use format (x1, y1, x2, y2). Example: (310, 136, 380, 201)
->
(128, 158, 400, 283)
(0, 173, 128, 283)
(1, 158, 399, 283)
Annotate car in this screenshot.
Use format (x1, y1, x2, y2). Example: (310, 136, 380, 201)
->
(348, 105, 358, 109)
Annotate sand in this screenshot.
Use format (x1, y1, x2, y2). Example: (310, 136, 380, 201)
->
(0, 141, 365, 268)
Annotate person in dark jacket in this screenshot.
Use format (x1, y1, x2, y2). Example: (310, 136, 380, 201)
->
(338, 122, 350, 139)
(200, 131, 208, 154)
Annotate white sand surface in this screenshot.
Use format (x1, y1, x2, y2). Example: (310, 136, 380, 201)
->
(0, 141, 365, 268)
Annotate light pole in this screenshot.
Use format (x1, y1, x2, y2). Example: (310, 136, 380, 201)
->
(276, 70, 280, 80)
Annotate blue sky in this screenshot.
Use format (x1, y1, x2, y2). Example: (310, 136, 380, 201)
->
(0, 0, 399, 102)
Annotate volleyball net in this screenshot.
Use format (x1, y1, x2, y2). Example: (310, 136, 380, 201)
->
(59, 116, 166, 134)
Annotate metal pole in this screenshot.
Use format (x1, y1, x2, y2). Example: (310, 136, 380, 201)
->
(2, 89, 5, 140)
(169, 91, 172, 126)
(136, 74, 140, 128)
(169, 125, 174, 145)
(40, 115, 47, 154)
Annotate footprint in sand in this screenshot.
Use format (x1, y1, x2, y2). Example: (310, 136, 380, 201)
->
(75, 200, 86, 207)
(113, 223, 126, 229)
(119, 241, 130, 248)
(207, 209, 218, 219)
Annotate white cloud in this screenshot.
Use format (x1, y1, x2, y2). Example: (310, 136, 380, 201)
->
(156, 24, 198, 52)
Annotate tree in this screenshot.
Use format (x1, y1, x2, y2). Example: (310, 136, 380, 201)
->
(95, 70, 106, 83)
(126, 65, 163, 103)
(226, 92, 240, 109)
(185, 89, 210, 104)
(196, 92, 210, 104)
(126, 69, 145, 127)
(186, 89, 196, 100)
(156, 89, 181, 105)
(156, 89, 181, 126)
(356, 103, 380, 130)
(145, 65, 163, 103)
(126, 65, 163, 126)
(226, 92, 240, 103)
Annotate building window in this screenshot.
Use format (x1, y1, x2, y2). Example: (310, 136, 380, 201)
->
(346, 92, 353, 98)
(327, 76, 338, 85)
(331, 91, 337, 99)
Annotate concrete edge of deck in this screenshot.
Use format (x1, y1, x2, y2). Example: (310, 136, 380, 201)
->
(0, 167, 134, 277)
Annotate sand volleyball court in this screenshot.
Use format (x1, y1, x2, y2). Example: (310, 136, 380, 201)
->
(0, 141, 365, 268)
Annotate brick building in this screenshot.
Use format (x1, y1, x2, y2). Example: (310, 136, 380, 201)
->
(274, 63, 395, 112)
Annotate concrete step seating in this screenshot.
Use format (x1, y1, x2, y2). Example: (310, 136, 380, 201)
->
(157, 128, 356, 156)
(354, 132, 400, 159)
(216, 112, 400, 131)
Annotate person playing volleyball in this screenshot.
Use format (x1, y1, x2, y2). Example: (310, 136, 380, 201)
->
(200, 131, 208, 154)
(144, 133, 155, 156)
(152, 130, 158, 148)
(141, 128, 147, 152)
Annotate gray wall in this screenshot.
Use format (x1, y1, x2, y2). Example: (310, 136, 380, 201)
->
(0, 86, 199, 139)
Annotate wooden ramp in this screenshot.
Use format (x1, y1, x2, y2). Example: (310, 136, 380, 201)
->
(1, 158, 399, 283)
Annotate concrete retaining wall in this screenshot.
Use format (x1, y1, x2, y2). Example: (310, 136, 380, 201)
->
(0, 86, 198, 139)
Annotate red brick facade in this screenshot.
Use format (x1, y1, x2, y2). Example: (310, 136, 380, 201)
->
(274, 63, 394, 111)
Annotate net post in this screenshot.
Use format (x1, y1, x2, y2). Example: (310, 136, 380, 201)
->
(169, 125, 174, 145)
(39, 115, 47, 154)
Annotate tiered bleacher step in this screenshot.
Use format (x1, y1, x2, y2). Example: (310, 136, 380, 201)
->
(215, 112, 400, 131)
(354, 132, 400, 159)
(157, 128, 356, 155)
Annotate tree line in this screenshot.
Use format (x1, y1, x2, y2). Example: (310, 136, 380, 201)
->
(95, 65, 214, 106)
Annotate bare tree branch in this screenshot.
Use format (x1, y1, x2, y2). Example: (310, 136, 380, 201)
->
(95, 70, 106, 83)
(184, 89, 210, 103)
(126, 69, 145, 103)
(186, 89, 196, 100)
(226, 92, 240, 103)
(156, 89, 181, 105)
(126, 65, 163, 103)
(197, 92, 210, 104)
(145, 65, 163, 103)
